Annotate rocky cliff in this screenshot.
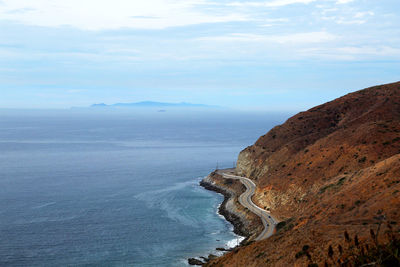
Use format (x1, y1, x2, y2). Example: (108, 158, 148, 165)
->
(207, 81, 400, 266)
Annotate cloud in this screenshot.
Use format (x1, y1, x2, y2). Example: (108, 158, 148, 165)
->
(227, 0, 317, 8)
(5, 7, 35, 14)
(0, 0, 331, 31)
(334, 10, 374, 24)
(0, 0, 248, 30)
(197, 31, 337, 44)
(336, 0, 355, 4)
(336, 18, 366, 24)
(67, 89, 83, 93)
(354, 11, 374, 18)
(299, 45, 400, 60)
(336, 46, 400, 57)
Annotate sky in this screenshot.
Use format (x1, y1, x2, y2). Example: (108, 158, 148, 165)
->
(0, 0, 399, 110)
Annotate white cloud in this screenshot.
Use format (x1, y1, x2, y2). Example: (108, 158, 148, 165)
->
(336, 46, 400, 56)
(0, 0, 248, 30)
(197, 31, 337, 44)
(336, 0, 355, 4)
(258, 18, 290, 27)
(336, 18, 366, 24)
(271, 32, 337, 43)
(67, 89, 83, 93)
(354, 11, 374, 18)
(227, 0, 317, 8)
(299, 45, 400, 60)
(335, 11, 374, 25)
(0, 0, 323, 30)
(267, 0, 317, 6)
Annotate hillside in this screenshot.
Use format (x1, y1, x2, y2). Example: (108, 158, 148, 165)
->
(206, 81, 400, 266)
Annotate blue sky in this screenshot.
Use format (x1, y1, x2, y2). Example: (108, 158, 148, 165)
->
(0, 0, 399, 110)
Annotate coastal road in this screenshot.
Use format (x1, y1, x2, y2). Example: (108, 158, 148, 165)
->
(217, 169, 277, 241)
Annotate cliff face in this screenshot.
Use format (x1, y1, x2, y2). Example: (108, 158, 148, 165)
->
(208, 81, 400, 266)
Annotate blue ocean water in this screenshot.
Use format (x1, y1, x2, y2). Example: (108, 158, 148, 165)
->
(0, 110, 288, 266)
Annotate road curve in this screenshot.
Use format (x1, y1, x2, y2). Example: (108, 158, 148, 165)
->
(217, 169, 277, 241)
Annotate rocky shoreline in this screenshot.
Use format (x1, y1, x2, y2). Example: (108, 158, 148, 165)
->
(188, 173, 251, 265)
(199, 175, 250, 240)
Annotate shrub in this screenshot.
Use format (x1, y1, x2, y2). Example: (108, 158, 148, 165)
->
(295, 250, 306, 259)
(276, 218, 295, 233)
(337, 177, 346, 186)
(319, 177, 346, 194)
(224, 178, 234, 185)
(256, 252, 265, 258)
(310, 219, 400, 266)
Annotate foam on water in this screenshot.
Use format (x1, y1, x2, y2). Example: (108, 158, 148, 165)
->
(134, 180, 203, 227)
(226, 236, 246, 249)
(32, 202, 57, 209)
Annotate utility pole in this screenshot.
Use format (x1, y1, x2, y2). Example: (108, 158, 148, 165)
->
(216, 161, 219, 171)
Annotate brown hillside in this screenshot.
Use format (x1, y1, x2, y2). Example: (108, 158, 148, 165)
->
(207, 81, 400, 266)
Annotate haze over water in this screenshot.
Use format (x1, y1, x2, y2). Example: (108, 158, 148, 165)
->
(0, 109, 288, 266)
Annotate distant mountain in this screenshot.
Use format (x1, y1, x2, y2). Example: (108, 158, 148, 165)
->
(91, 103, 107, 107)
(90, 101, 219, 108)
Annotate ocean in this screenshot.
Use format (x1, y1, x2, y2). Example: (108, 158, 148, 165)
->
(0, 109, 289, 266)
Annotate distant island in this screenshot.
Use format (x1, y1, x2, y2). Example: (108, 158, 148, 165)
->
(90, 101, 219, 108)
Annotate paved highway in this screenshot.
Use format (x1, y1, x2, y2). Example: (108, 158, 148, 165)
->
(217, 169, 277, 241)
